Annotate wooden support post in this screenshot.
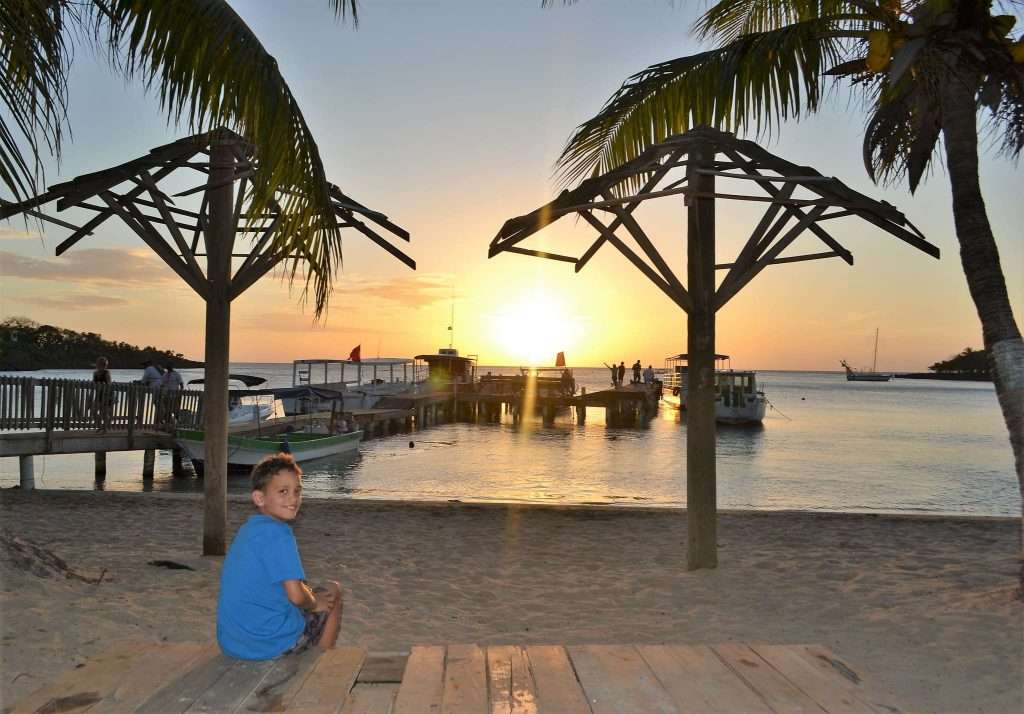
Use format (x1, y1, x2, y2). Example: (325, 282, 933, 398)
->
(577, 387, 587, 424)
(172, 447, 186, 478)
(142, 449, 156, 480)
(542, 404, 555, 427)
(95, 451, 107, 482)
(686, 141, 718, 570)
(18, 455, 34, 490)
(202, 140, 235, 557)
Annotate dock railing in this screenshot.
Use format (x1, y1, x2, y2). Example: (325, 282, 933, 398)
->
(0, 376, 204, 434)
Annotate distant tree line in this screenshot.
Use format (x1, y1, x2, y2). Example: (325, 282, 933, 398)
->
(0, 317, 203, 371)
(929, 347, 990, 378)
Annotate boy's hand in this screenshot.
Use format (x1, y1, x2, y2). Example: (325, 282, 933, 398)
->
(314, 581, 342, 612)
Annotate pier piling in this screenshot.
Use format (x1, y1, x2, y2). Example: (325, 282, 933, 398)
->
(142, 449, 156, 480)
(94, 451, 107, 482)
(18, 456, 34, 490)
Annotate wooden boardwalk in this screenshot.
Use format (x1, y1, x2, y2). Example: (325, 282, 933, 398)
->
(8, 642, 905, 713)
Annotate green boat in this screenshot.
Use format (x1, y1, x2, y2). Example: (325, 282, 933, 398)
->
(176, 428, 362, 468)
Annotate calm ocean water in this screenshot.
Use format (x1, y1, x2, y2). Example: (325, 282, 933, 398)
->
(1, 365, 1018, 517)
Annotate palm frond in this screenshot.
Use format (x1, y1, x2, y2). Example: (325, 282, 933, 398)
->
(556, 20, 848, 186)
(0, 0, 73, 200)
(697, 0, 883, 43)
(99, 0, 344, 317)
(327, 0, 359, 27)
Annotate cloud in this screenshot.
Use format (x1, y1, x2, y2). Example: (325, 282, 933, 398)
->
(6, 293, 131, 310)
(261, 271, 457, 309)
(234, 309, 403, 336)
(0, 248, 180, 286)
(0, 226, 43, 241)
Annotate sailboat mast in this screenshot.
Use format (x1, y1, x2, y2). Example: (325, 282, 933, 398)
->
(872, 328, 879, 373)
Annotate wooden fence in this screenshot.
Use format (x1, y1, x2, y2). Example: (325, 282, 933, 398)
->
(0, 376, 204, 434)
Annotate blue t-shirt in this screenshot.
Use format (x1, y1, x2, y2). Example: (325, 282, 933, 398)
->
(217, 514, 306, 660)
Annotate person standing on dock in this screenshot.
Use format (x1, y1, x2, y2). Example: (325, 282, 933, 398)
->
(643, 364, 655, 385)
(617, 361, 626, 388)
(607, 362, 618, 387)
(632, 360, 642, 384)
(140, 360, 163, 389)
(92, 356, 112, 433)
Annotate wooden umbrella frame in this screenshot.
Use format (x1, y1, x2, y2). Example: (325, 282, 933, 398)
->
(489, 126, 939, 570)
(1, 127, 415, 555)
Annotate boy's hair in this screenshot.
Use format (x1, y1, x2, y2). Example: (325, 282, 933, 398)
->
(250, 453, 302, 491)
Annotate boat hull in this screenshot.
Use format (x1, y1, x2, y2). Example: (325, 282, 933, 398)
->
(845, 373, 892, 382)
(176, 429, 362, 467)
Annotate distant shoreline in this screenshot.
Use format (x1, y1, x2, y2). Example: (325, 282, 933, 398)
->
(895, 372, 992, 382)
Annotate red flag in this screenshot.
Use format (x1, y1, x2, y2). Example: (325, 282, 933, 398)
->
(555, 351, 566, 367)
(349, 345, 361, 362)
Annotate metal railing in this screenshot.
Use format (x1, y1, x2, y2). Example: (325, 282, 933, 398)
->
(0, 376, 204, 433)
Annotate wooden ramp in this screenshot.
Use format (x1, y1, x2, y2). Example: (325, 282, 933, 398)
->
(7, 643, 906, 713)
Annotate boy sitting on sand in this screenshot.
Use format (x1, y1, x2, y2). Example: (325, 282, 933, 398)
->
(217, 454, 343, 660)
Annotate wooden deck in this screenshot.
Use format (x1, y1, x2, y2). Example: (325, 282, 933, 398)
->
(8, 642, 905, 713)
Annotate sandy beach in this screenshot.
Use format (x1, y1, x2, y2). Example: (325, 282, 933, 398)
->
(1, 489, 1020, 712)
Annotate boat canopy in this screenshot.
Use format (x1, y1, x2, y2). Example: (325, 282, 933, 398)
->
(665, 354, 730, 361)
(188, 373, 267, 387)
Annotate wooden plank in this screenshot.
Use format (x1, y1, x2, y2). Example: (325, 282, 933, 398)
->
(7, 640, 153, 714)
(713, 644, 825, 714)
(288, 646, 365, 712)
(636, 645, 772, 713)
(486, 645, 538, 714)
(749, 645, 879, 714)
(184, 657, 277, 712)
(340, 683, 400, 714)
(523, 646, 590, 714)
(91, 642, 216, 713)
(358, 653, 410, 683)
(442, 644, 487, 714)
(393, 646, 446, 714)
(785, 645, 902, 713)
(566, 645, 677, 714)
(135, 650, 238, 714)
(236, 647, 324, 712)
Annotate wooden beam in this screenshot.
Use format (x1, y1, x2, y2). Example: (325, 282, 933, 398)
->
(719, 148, 854, 266)
(695, 169, 832, 183)
(715, 205, 828, 310)
(686, 141, 717, 571)
(202, 141, 236, 557)
(98, 191, 209, 299)
(599, 190, 689, 301)
(716, 250, 845, 269)
(340, 212, 417, 270)
(717, 183, 796, 295)
(575, 152, 684, 273)
(137, 171, 206, 282)
(502, 246, 578, 264)
(579, 210, 692, 313)
(54, 164, 179, 256)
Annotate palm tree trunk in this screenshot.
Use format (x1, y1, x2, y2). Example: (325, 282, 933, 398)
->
(939, 70, 1024, 592)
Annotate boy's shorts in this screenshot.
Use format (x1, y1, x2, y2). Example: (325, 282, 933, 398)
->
(282, 587, 330, 656)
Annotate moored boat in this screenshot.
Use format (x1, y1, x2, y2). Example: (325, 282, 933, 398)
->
(661, 353, 767, 424)
(841, 328, 892, 382)
(176, 428, 362, 469)
(282, 357, 420, 414)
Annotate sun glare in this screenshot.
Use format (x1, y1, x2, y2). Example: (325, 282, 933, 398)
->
(490, 292, 581, 365)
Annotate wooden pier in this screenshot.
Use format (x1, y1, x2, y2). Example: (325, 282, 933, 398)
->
(8, 641, 905, 713)
(1, 376, 662, 488)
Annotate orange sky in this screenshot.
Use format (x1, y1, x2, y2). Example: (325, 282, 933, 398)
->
(1, 2, 1021, 371)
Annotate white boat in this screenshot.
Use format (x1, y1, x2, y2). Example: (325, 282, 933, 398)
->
(661, 353, 767, 425)
(841, 329, 892, 382)
(282, 357, 421, 415)
(176, 428, 362, 469)
(187, 374, 276, 425)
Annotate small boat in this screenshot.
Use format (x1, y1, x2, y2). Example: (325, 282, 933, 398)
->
(282, 357, 420, 414)
(661, 354, 767, 424)
(841, 328, 892, 382)
(176, 428, 362, 469)
(187, 374, 275, 425)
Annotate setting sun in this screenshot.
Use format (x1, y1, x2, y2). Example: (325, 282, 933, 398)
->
(488, 289, 582, 365)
